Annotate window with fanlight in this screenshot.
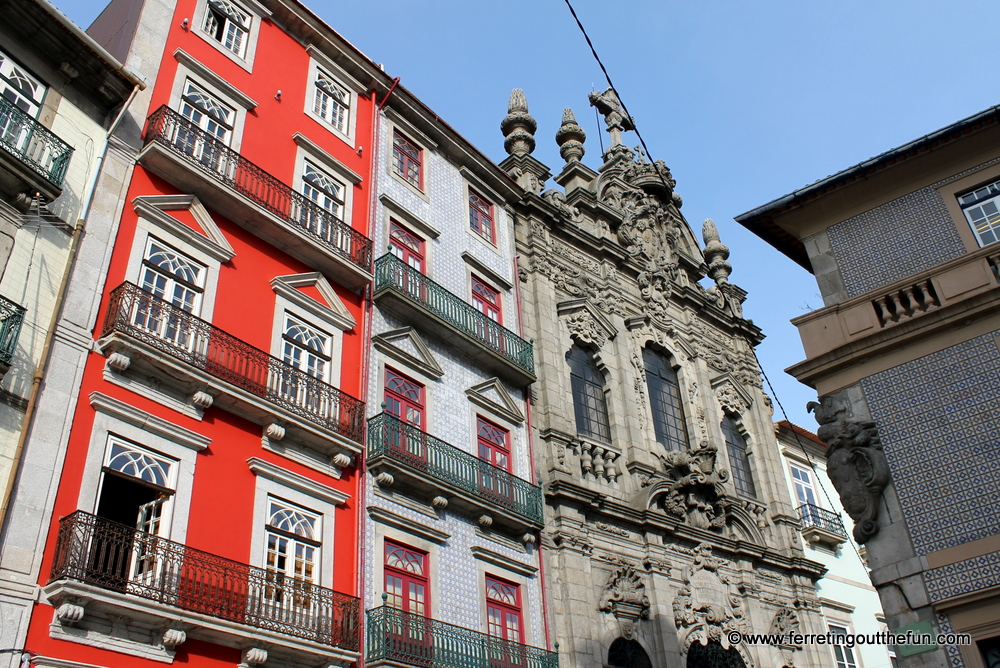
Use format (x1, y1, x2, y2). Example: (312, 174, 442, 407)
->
(264, 499, 321, 611)
(392, 131, 422, 189)
(469, 189, 495, 243)
(203, 0, 251, 58)
(313, 68, 350, 134)
(486, 575, 524, 665)
(389, 220, 425, 271)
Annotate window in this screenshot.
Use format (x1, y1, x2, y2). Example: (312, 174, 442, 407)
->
(642, 348, 688, 452)
(264, 499, 320, 612)
(829, 625, 859, 668)
(313, 69, 349, 134)
(478, 417, 511, 503)
(472, 277, 502, 323)
(0, 49, 44, 116)
(958, 178, 1000, 246)
(203, 0, 251, 58)
(384, 367, 426, 464)
(302, 160, 344, 219)
(722, 415, 756, 498)
(393, 131, 422, 189)
(790, 463, 817, 506)
(134, 238, 206, 348)
(568, 345, 612, 443)
(389, 220, 425, 271)
(180, 80, 235, 145)
(282, 314, 331, 381)
(469, 189, 495, 243)
(486, 576, 523, 654)
(384, 541, 428, 615)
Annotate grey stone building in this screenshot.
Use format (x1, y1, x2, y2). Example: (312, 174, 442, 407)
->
(737, 105, 1000, 668)
(501, 89, 831, 668)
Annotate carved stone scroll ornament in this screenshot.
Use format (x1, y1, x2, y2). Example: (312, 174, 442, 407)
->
(566, 311, 608, 347)
(807, 395, 890, 543)
(657, 440, 730, 530)
(769, 607, 801, 650)
(673, 544, 749, 655)
(598, 564, 650, 621)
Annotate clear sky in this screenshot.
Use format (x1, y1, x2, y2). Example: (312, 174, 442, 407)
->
(60, 0, 1000, 428)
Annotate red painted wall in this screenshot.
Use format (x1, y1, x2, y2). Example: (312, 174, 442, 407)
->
(25, 0, 374, 663)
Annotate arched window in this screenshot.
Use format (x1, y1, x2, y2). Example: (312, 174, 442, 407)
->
(687, 640, 747, 668)
(642, 348, 689, 452)
(722, 415, 756, 498)
(567, 345, 611, 443)
(608, 637, 652, 668)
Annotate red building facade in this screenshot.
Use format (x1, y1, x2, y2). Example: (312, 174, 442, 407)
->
(11, 0, 388, 664)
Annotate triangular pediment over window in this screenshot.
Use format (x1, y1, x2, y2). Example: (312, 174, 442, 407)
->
(466, 377, 524, 424)
(132, 194, 235, 262)
(271, 273, 356, 331)
(373, 327, 443, 379)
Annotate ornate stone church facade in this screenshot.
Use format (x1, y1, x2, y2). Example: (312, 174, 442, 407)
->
(500, 89, 831, 668)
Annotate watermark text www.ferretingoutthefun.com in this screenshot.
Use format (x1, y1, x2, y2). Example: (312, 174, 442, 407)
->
(729, 630, 972, 648)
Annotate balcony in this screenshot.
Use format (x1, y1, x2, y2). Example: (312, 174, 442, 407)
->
(99, 282, 364, 456)
(138, 106, 372, 291)
(368, 413, 543, 534)
(374, 254, 535, 385)
(366, 606, 557, 668)
(798, 503, 848, 548)
(46, 511, 359, 664)
(0, 294, 25, 378)
(0, 95, 73, 202)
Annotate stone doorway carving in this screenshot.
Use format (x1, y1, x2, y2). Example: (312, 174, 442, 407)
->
(606, 637, 652, 668)
(686, 641, 747, 668)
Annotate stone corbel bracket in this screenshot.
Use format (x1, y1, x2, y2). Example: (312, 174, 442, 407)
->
(808, 395, 890, 543)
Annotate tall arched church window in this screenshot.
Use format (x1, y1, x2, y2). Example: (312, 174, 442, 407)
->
(642, 348, 689, 452)
(567, 345, 611, 443)
(722, 415, 756, 498)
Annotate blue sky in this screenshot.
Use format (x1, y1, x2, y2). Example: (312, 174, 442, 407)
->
(61, 0, 1000, 428)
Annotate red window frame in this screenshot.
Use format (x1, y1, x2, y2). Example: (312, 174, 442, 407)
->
(384, 367, 427, 466)
(471, 276, 502, 324)
(393, 131, 423, 189)
(486, 574, 524, 666)
(384, 541, 432, 664)
(389, 219, 425, 271)
(469, 189, 495, 243)
(477, 416, 512, 505)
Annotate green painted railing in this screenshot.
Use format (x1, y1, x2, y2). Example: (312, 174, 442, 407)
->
(368, 413, 543, 526)
(0, 96, 73, 187)
(366, 606, 557, 668)
(374, 254, 534, 377)
(0, 294, 25, 366)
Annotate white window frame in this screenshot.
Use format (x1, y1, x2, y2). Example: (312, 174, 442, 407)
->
(0, 47, 44, 117)
(281, 312, 333, 383)
(303, 47, 363, 146)
(169, 56, 255, 151)
(192, 0, 265, 71)
(292, 134, 361, 233)
(957, 177, 1000, 247)
(248, 458, 347, 589)
(789, 462, 818, 508)
(828, 624, 860, 668)
(78, 392, 208, 545)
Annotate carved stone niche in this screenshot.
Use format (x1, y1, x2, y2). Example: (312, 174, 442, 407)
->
(652, 440, 730, 531)
(598, 564, 650, 622)
(807, 394, 889, 543)
(673, 544, 749, 655)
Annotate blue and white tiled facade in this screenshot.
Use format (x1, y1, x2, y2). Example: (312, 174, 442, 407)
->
(861, 331, 1000, 557)
(363, 110, 544, 647)
(828, 187, 967, 298)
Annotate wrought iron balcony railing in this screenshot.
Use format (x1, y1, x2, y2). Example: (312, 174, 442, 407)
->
(366, 605, 557, 668)
(0, 294, 25, 367)
(0, 95, 73, 188)
(797, 503, 847, 538)
(51, 511, 360, 649)
(144, 105, 372, 274)
(374, 254, 534, 377)
(102, 282, 364, 443)
(368, 413, 543, 526)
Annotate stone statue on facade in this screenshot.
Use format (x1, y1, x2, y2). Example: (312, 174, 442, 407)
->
(657, 440, 730, 530)
(589, 87, 634, 148)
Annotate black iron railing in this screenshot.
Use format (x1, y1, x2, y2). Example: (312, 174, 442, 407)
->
(366, 605, 557, 668)
(144, 105, 372, 274)
(0, 96, 73, 187)
(797, 503, 847, 537)
(102, 282, 364, 443)
(51, 511, 360, 649)
(368, 413, 543, 525)
(374, 254, 534, 376)
(0, 294, 25, 366)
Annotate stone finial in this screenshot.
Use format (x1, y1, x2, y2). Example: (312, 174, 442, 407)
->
(501, 89, 537, 157)
(702, 219, 731, 285)
(555, 108, 586, 163)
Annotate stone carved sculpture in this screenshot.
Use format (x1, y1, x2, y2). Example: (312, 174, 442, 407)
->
(658, 440, 730, 530)
(598, 564, 650, 621)
(715, 383, 749, 415)
(542, 189, 584, 225)
(566, 311, 608, 347)
(807, 395, 890, 543)
(555, 108, 586, 163)
(768, 607, 801, 649)
(501, 89, 536, 157)
(673, 544, 749, 654)
(589, 88, 634, 149)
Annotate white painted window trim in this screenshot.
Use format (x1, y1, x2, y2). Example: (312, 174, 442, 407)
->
(78, 393, 206, 544)
(190, 0, 266, 72)
(168, 64, 253, 150)
(291, 137, 358, 231)
(303, 49, 362, 146)
(248, 461, 342, 588)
